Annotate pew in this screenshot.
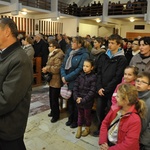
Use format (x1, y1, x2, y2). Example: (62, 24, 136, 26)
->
(33, 57, 42, 86)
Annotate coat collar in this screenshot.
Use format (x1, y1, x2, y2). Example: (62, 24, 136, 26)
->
(0, 42, 21, 61)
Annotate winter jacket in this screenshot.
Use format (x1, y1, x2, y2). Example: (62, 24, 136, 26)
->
(90, 47, 106, 73)
(45, 49, 64, 88)
(124, 48, 133, 65)
(130, 53, 150, 73)
(139, 91, 150, 150)
(73, 72, 97, 109)
(97, 49, 127, 96)
(33, 39, 49, 67)
(0, 42, 33, 140)
(99, 106, 141, 150)
(61, 47, 89, 90)
(23, 44, 35, 65)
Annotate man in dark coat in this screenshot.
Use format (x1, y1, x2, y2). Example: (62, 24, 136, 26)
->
(0, 18, 33, 149)
(34, 33, 49, 67)
(57, 34, 67, 53)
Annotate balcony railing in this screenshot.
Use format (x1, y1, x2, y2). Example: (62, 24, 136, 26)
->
(0, 0, 10, 2)
(19, 0, 51, 11)
(58, 2, 102, 17)
(58, 1, 147, 17)
(108, 1, 147, 15)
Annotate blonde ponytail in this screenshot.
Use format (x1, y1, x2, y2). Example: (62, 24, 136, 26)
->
(135, 99, 147, 119)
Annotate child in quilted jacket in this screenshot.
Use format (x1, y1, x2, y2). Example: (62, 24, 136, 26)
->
(111, 65, 138, 110)
(73, 59, 97, 138)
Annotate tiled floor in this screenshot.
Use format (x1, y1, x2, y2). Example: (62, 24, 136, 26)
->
(24, 85, 99, 150)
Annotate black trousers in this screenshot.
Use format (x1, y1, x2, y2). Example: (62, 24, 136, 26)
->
(96, 95, 111, 130)
(68, 94, 78, 124)
(49, 86, 60, 119)
(0, 136, 26, 150)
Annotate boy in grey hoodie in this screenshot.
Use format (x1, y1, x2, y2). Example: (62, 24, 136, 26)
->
(135, 72, 150, 150)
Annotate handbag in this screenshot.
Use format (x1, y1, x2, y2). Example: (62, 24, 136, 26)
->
(43, 72, 52, 82)
(60, 84, 72, 100)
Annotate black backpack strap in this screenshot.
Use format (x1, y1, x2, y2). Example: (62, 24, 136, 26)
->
(108, 112, 133, 130)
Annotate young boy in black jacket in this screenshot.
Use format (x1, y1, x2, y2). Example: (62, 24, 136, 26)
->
(93, 34, 128, 136)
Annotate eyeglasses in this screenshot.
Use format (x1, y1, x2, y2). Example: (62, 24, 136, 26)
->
(135, 79, 149, 85)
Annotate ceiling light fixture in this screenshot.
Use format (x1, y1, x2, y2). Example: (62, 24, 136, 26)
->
(130, 17, 135, 22)
(96, 18, 101, 23)
(21, 11, 27, 15)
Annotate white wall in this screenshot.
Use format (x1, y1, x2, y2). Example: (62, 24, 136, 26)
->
(62, 18, 79, 36)
(62, 18, 150, 38)
(98, 26, 113, 37)
(120, 22, 150, 38)
(79, 23, 98, 37)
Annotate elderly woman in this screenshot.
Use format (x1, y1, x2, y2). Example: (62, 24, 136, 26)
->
(42, 40, 64, 123)
(22, 37, 35, 65)
(61, 36, 89, 128)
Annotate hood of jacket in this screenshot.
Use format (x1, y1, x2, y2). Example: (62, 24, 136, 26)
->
(106, 48, 125, 59)
(138, 91, 150, 101)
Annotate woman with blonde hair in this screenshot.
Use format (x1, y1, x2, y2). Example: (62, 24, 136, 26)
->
(99, 83, 147, 150)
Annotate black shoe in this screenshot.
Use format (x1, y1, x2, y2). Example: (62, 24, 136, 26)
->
(92, 130, 99, 137)
(51, 118, 59, 123)
(65, 121, 72, 126)
(70, 122, 78, 128)
(48, 112, 52, 117)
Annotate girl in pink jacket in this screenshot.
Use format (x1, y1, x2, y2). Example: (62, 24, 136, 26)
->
(99, 83, 147, 150)
(111, 65, 138, 110)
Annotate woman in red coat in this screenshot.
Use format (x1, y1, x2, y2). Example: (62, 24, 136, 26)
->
(99, 83, 147, 150)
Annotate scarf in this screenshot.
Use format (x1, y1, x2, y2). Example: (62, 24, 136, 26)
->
(91, 47, 105, 55)
(49, 49, 58, 57)
(65, 49, 79, 70)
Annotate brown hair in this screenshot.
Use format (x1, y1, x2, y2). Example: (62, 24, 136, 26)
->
(49, 39, 60, 49)
(118, 83, 147, 118)
(94, 37, 104, 46)
(124, 65, 139, 77)
(72, 36, 85, 47)
(137, 72, 150, 85)
(108, 34, 122, 45)
(25, 37, 34, 45)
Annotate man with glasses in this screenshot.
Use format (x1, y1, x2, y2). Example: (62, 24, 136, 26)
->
(135, 72, 150, 150)
(131, 38, 140, 56)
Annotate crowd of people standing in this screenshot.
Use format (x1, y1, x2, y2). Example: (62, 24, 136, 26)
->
(19, 31, 150, 149)
(35, 33, 149, 150)
(2, 18, 149, 150)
